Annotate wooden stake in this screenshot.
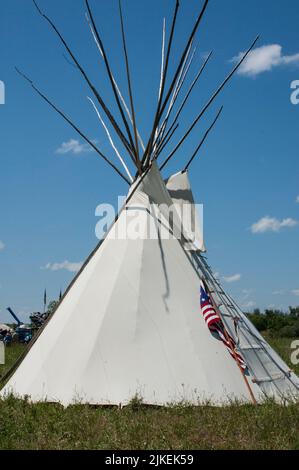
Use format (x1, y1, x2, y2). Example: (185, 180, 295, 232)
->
(203, 279, 257, 405)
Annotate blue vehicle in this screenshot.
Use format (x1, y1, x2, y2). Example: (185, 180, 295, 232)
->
(6, 307, 33, 344)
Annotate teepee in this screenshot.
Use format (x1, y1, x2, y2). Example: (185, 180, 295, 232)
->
(2, 0, 298, 405)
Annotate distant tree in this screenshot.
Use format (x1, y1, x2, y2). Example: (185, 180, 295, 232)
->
(267, 315, 289, 335)
(278, 322, 299, 338)
(47, 301, 59, 316)
(248, 306, 299, 337)
(265, 308, 280, 317)
(289, 306, 299, 318)
(248, 313, 267, 332)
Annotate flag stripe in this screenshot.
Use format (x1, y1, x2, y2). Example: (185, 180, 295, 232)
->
(200, 281, 247, 371)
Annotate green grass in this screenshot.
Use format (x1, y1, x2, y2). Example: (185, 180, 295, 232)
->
(0, 343, 26, 379)
(0, 397, 298, 450)
(0, 338, 298, 450)
(264, 334, 299, 376)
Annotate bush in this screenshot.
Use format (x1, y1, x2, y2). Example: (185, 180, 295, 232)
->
(247, 308, 299, 337)
(277, 322, 299, 338)
(248, 314, 268, 332)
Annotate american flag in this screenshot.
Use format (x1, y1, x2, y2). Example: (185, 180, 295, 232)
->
(200, 281, 247, 371)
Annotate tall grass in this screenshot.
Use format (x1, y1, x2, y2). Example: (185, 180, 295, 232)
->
(0, 343, 25, 379)
(0, 338, 298, 450)
(0, 396, 298, 450)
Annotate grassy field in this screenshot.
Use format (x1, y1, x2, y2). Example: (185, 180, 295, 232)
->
(0, 337, 298, 450)
(0, 343, 26, 379)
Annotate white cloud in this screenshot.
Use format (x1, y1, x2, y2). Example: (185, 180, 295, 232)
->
(241, 289, 253, 300)
(296, 196, 299, 203)
(242, 289, 252, 295)
(238, 289, 255, 310)
(251, 216, 298, 234)
(232, 44, 299, 77)
(292, 289, 299, 296)
(223, 273, 241, 283)
(272, 290, 286, 296)
(42, 261, 83, 273)
(242, 300, 256, 309)
(0, 240, 5, 251)
(56, 139, 95, 155)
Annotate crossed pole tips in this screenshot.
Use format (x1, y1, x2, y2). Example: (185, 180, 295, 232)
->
(17, 1, 258, 185)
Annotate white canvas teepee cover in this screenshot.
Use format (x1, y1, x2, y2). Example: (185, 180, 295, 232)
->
(1, 163, 263, 406)
(165, 170, 206, 252)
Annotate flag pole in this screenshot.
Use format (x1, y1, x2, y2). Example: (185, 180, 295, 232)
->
(43, 289, 47, 314)
(221, 321, 257, 406)
(203, 280, 257, 405)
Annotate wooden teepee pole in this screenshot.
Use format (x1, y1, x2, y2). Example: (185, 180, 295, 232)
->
(221, 322, 257, 405)
(85, 0, 138, 165)
(32, 0, 136, 161)
(160, 35, 259, 171)
(118, 0, 142, 173)
(15, 68, 131, 185)
(182, 106, 223, 172)
(204, 280, 257, 405)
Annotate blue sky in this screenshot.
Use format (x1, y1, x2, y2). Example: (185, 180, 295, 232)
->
(0, 0, 299, 323)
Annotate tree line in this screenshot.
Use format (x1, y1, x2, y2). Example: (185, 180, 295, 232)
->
(247, 306, 299, 337)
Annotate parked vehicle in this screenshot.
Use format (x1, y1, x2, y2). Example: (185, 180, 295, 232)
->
(6, 308, 33, 344)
